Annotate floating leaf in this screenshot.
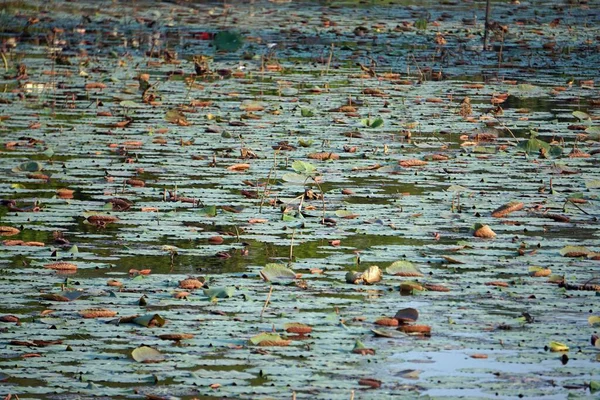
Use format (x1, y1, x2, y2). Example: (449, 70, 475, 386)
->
(158, 333, 194, 341)
(131, 346, 164, 363)
(260, 263, 297, 283)
(214, 31, 244, 52)
(282, 172, 308, 183)
(12, 161, 42, 172)
(80, 308, 117, 318)
(335, 209, 359, 219)
(165, 109, 188, 125)
(41, 147, 54, 158)
(129, 314, 166, 328)
(361, 117, 384, 128)
(572, 110, 591, 121)
(414, 18, 427, 30)
(399, 281, 424, 293)
(549, 341, 569, 352)
(44, 262, 77, 271)
(203, 286, 235, 299)
(345, 271, 363, 284)
(119, 100, 141, 108)
(291, 160, 317, 175)
(473, 223, 496, 239)
(284, 323, 312, 335)
(518, 136, 562, 157)
(559, 245, 591, 257)
(300, 108, 315, 117)
(374, 318, 399, 327)
(362, 265, 382, 284)
(491, 202, 524, 218)
(198, 205, 217, 217)
(0, 226, 20, 236)
(386, 260, 423, 277)
(398, 324, 431, 335)
(249, 332, 290, 346)
(529, 266, 551, 277)
(588, 316, 600, 327)
(40, 291, 84, 302)
(352, 339, 375, 355)
(394, 308, 418, 323)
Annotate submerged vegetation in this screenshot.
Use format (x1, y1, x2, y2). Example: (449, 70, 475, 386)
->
(0, 0, 599, 398)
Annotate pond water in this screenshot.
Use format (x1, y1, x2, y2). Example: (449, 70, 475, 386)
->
(0, 0, 599, 399)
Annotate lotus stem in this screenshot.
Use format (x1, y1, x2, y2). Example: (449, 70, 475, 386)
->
(260, 285, 273, 318)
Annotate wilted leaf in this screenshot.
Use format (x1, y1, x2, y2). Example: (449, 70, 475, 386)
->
(158, 333, 194, 341)
(129, 314, 166, 327)
(549, 341, 569, 352)
(40, 291, 84, 302)
(491, 201, 524, 218)
(362, 265, 382, 284)
(284, 323, 312, 335)
(249, 332, 290, 346)
(529, 266, 551, 277)
(559, 245, 591, 257)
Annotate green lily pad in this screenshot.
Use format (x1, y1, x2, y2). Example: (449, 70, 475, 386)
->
(214, 31, 244, 52)
(260, 264, 297, 284)
(386, 260, 423, 277)
(203, 286, 235, 299)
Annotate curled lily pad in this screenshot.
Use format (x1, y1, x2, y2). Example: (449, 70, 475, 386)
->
(394, 308, 418, 324)
(131, 346, 164, 363)
(260, 264, 297, 284)
(352, 339, 375, 355)
(345, 271, 363, 284)
(386, 261, 423, 277)
(120, 314, 166, 328)
(362, 265, 382, 284)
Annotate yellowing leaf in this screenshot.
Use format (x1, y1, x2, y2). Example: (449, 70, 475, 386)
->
(549, 341, 569, 352)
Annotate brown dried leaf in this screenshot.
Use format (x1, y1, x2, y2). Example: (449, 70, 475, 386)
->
(44, 262, 77, 271)
(399, 159, 428, 168)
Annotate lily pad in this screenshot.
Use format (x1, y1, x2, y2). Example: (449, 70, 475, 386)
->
(386, 260, 423, 277)
(203, 286, 235, 299)
(394, 308, 419, 323)
(260, 264, 297, 284)
(131, 346, 164, 363)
